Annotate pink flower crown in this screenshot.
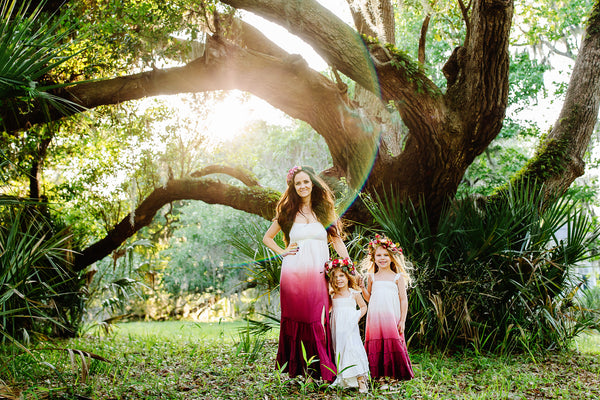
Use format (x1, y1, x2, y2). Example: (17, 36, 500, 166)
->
(286, 165, 302, 184)
(368, 234, 403, 255)
(324, 258, 356, 277)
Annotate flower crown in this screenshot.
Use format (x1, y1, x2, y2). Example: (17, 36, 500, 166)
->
(286, 165, 302, 185)
(368, 234, 403, 255)
(324, 258, 356, 277)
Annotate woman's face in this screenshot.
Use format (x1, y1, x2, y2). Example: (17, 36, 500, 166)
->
(374, 246, 391, 269)
(332, 269, 348, 290)
(294, 171, 313, 199)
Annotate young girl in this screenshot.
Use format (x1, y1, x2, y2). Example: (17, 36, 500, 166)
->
(325, 258, 369, 393)
(359, 234, 414, 382)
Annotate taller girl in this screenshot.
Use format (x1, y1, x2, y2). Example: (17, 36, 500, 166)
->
(360, 234, 414, 381)
(263, 166, 350, 382)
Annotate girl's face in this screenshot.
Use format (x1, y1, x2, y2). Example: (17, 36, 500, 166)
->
(332, 269, 348, 290)
(294, 171, 313, 199)
(374, 246, 391, 269)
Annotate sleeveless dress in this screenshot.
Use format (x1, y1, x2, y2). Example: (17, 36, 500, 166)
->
(364, 273, 414, 380)
(276, 222, 336, 381)
(330, 289, 369, 388)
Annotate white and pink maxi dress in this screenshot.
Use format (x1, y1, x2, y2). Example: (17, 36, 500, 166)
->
(330, 289, 369, 388)
(364, 273, 414, 380)
(276, 222, 336, 382)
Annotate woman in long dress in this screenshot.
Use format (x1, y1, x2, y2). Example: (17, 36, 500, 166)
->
(263, 165, 350, 382)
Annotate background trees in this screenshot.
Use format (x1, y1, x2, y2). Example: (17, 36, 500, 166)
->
(1, 0, 599, 346)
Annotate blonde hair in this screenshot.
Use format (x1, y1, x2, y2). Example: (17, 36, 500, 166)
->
(326, 266, 360, 291)
(359, 245, 413, 288)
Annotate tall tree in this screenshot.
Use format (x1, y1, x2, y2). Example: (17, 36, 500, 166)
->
(2, 0, 600, 270)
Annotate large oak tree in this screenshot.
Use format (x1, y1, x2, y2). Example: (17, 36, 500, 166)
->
(3, 0, 600, 270)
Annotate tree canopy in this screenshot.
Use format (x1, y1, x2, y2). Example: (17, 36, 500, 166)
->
(1, 0, 600, 273)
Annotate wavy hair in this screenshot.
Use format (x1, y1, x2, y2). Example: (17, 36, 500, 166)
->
(276, 165, 342, 245)
(359, 244, 413, 288)
(326, 266, 360, 292)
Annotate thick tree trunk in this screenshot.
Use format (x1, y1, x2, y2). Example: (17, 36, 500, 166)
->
(514, 0, 600, 197)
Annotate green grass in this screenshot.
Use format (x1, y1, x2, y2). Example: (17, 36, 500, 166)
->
(111, 320, 250, 341)
(0, 322, 598, 399)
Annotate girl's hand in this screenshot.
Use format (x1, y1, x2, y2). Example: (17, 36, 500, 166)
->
(282, 242, 299, 257)
(357, 275, 365, 289)
(397, 320, 405, 335)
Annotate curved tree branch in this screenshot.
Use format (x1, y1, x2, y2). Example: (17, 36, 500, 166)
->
(190, 165, 260, 186)
(73, 178, 281, 271)
(4, 32, 381, 189)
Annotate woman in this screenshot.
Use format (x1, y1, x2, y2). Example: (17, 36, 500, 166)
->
(263, 165, 350, 382)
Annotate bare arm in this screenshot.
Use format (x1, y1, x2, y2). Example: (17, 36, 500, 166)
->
(329, 235, 350, 259)
(396, 275, 409, 335)
(262, 220, 298, 257)
(354, 291, 368, 320)
(360, 274, 372, 302)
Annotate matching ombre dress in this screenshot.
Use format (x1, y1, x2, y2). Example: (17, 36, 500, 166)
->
(276, 222, 336, 381)
(330, 289, 369, 388)
(364, 273, 414, 380)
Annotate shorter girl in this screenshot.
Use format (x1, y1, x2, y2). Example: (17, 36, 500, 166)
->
(360, 235, 414, 382)
(325, 258, 369, 393)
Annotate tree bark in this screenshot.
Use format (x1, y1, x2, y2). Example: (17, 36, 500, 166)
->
(514, 0, 600, 197)
(346, 0, 396, 44)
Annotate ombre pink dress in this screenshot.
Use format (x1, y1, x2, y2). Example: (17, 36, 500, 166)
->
(364, 273, 414, 380)
(276, 222, 336, 381)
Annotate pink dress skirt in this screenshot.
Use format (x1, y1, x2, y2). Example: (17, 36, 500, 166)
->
(276, 222, 336, 382)
(364, 274, 414, 380)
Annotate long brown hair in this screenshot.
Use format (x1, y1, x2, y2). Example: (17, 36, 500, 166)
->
(276, 166, 342, 245)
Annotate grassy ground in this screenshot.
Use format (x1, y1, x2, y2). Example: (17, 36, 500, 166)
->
(0, 321, 599, 399)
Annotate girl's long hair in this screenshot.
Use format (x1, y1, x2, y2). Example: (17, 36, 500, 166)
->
(359, 246, 413, 288)
(276, 166, 342, 245)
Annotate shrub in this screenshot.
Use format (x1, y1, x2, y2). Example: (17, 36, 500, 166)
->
(363, 182, 600, 353)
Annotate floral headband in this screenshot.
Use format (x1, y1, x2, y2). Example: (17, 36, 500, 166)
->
(368, 234, 403, 255)
(286, 165, 302, 185)
(324, 258, 356, 277)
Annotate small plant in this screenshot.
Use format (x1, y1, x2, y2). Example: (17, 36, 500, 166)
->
(234, 322, 267, 364)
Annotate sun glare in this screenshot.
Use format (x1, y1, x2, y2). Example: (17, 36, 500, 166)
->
(203, 91, 290, 143)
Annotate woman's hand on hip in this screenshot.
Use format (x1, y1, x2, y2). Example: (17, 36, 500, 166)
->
(282, 242, 299, 257)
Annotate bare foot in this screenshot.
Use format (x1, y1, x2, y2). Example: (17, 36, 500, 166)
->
(358, 376, 368, 393)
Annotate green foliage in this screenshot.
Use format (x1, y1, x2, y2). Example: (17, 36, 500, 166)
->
(514, 0, 593, 58)
(364, 182, 600, 353)
(508, 52, 550, 113)
(159, 202, 257, 296)
(0, 200, 84, 343)
(61, 0, 228, 79)
(513, 136, 571, 186)
(213, 120, 332, 192)
(459, 136, 534, 197)
(84, 239, 152, 328)
(0, 0, 85, 119)
(235, 321, 267, 364)
(228, 221, 282, 295)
